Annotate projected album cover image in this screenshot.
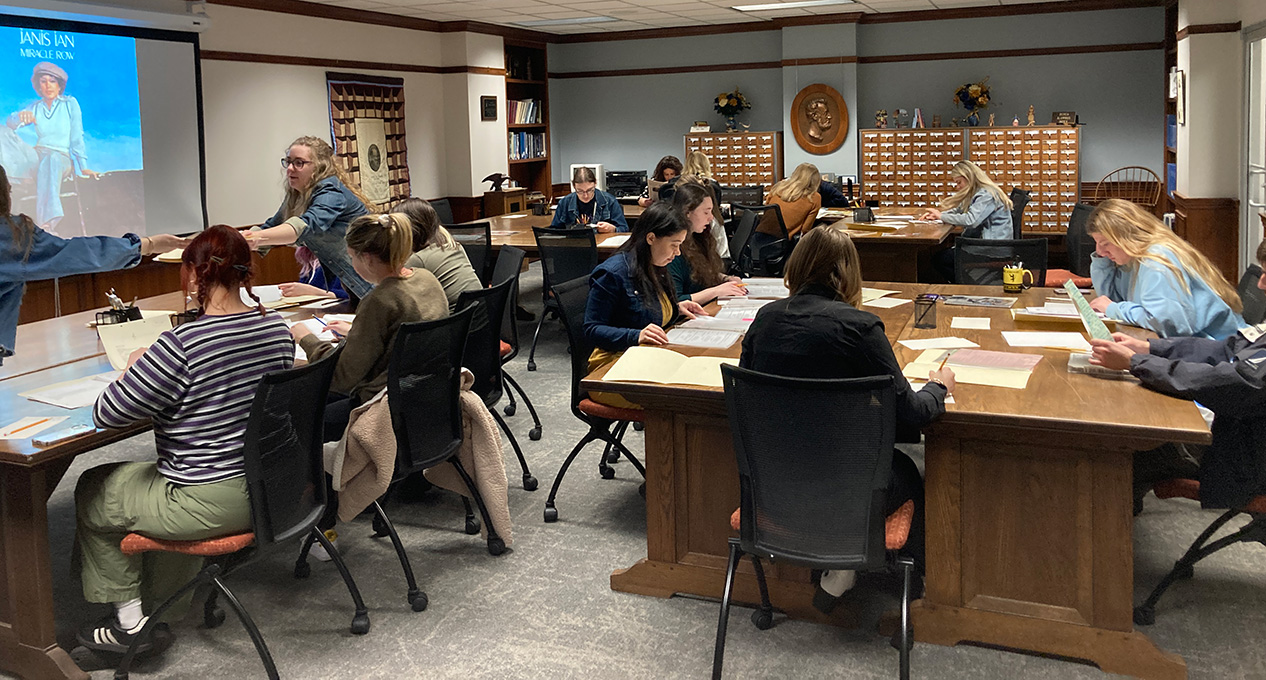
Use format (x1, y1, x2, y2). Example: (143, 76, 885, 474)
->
(0, 27, 144, 237)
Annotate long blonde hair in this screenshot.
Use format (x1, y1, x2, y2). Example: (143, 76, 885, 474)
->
(345, 213, 414, 272)
(769, 163, 821, 204)
(942, 160, 1012, 213)
(783, 227, 862, 307)
(282, 136, 375, 220)
(1087, 199, 1241, 313)
(682, 150, 713, 180)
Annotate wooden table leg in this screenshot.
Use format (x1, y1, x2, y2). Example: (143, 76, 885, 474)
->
(0, 460, 89, 680)
(914, 428, 1187, 680)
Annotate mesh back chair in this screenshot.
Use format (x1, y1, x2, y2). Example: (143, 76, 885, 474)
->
(1133, 479, 1266, 627)
(713, 366, 915, 680)
(722, 185, 764, 208)
(446, 222, 493, 286)
(527, 227, 599, 371)
(1008, 187, 1031, 239)
(954, 237, 1048, 287)
(740, 204, 792, 278)
(542, 276, 647, 523)
(114, 349, 369, 680)
(1239, 264, 1266, 325)
(456, 279, 538, 491)
(1094, 166, 1163, 213)
(491, 245, 543, 441)
(431, 198, 456, 225)
(1044, 204, 1096, 288)
(727, 207, 762, 278)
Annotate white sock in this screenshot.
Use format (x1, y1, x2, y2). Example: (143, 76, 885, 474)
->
(115, 598, 144, 631)
(819, 570, 857, 597)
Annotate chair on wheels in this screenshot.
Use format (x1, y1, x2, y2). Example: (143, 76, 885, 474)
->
(712, 367, 916, 680)
(954, 237, 1048, 287)
(542, 276, 646, 523)
(114, 349, 369, 680)
(1008, 187, 1031, 239)
(1133, 479, 1266, 626)
(1237, 264, 1266, 325)
(1094, 166, 1163, 214)
(431, 198, 456, 225)
(446, 221, 493, 286)
(727, 207, 761, 278)
(492, 245, 543, 442)
(736, 203, 790, 278)
(1043, 203, 1095, 288)
(456, 278, 538, 491)
(527, 227, 599, 372)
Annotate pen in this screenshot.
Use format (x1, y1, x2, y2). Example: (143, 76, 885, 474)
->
(314, 316, 342, 338)
(7, 418, 49, 436)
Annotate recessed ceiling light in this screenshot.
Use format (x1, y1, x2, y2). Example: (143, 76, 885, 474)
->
(513, 16, 619, 26)
(732, 0, 854, 11)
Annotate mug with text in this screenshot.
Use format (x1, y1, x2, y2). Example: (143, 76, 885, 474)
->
(1002, 263, 1033, 294)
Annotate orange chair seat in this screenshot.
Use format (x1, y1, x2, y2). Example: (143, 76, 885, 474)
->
(578, 398, 645, 423)
(729, 499, 915, 551)
(1154, 478, 1266, 514)
(500, 341, 513, 358)
(1044, 269, 1093, 288)
(120, 532, 255, 557)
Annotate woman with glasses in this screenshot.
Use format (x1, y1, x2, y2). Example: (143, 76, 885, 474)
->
(244, 136, 374, 298)
(551, 166, 628, 233)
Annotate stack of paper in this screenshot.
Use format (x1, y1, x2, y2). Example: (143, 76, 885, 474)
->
(242, 285, 328, 309)
(902, 348, 1042, 389)
(679, 315, 752, 334)
(897, 337, 979, 351)
(603, 346, 738, 388)
(21, 371, 121, 409)
(1002, 331, 1092, 352)
(738, 278, 790, 299)
(96, 316, 174, 370)
(863, 297, 911, 309)
(861, 287, 903, 302)
(719, 298, 771, 309)
(601, 234, 631, 248)
(154, 248, 184, 263)
(665, 327, 741, 349)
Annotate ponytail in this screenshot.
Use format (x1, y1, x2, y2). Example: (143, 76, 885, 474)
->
(346, 213, 414, 271)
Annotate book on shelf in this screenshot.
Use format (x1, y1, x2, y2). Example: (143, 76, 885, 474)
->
(507, 99, 542, 125)
(509, 131, 547, 161)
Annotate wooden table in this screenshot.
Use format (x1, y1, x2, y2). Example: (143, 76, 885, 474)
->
(818, 208, 954, 283)
(0, 293, 335, 680)
(461, 203, 644, 257)
(583, 285, 1209, 679)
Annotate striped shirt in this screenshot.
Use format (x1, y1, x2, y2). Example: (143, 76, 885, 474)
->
(93, 310, 295, 485)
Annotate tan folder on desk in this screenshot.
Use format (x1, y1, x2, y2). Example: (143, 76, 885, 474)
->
(602, 346, 738, 388)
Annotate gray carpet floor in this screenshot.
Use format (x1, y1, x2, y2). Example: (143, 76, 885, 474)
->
(9, 263, 1266, 679)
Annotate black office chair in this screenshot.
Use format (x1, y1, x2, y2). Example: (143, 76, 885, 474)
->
(1008, 187, 1031, 239)
(1065, 203, 1096, 277)
(527, 227, 599, 371)
(736, 203, 791, 278)
(1238, 264, 1266, 325)
(954, 237, 1048, 287)
(431, 198, 456, 226)
(542, 276, 646, 523)
(727, 207, 761, 278)
(713, 367, 915, 680)
(721, 185, 764, 208)
(446, 222, 493, 286)
(491, 245, 543, 441)
(114, 349, 369, 680)
(456, 279, 538, 492)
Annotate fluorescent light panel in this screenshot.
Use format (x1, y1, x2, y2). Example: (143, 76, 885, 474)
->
(513, 16, 619, 26)
(732, 0, 854, 11)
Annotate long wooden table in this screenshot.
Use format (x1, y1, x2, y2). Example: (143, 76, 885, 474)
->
(0, 293, 338, 680)
(819, 208, 954, 282)
(464, 203, 644, 257)
(583, 285, 1209, 679)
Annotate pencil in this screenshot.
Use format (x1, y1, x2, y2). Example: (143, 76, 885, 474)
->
(937, 350, 955, 372)
(8, 418, 49, 436)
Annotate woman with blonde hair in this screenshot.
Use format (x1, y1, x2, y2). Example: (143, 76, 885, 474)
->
(660, 150, 723, 219)
(740, 227, 952, 611)
(757, 162, 822, 240)
(1087, 198, 1242, 339)
(246, 136, 375, 298)
(923, 160, 1013, 281)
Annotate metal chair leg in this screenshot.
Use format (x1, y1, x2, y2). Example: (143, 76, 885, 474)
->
(603, 421, 628, 465)
(313, 528, 371, 635)
(712, 540, 742, 680)
(116, 565, 216, 680)
(491, 407, 537, 491)
(371, 501, 428, 612)
(449, 457, 506, 556)
(210, 578, 280, 680)
(1135, 509, 1256, 625)
(502, 370, 542, 440)
(898, 557, 914, 680)
(527, 311, 547, 371)
(462, 496, 481, 535)
(749, 554, 774, 630)
(544, 431, 601, 522)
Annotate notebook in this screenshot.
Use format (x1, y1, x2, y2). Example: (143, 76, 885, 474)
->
(602, 346, 738, 388)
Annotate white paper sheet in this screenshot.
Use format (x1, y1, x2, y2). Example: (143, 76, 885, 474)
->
(679, 316, 752, 333)
(244, 285, 284, 305)
(861, 287, 902, 302)
(154, 248, 183, 263)
(863, 297, 912, 309)
(1001, 331, 1092, 352)
(21, 372, 120, 409)
(715, 307, 759, 321)
(601, 234, 631, 248)
(875, 214, 916, 220)
(951, 317, 992, 330)
(0, 416, 68, 439)
(287, 319, 336, 343)
(96, 315, 173, 370)
(897, 337, 980, 351)
(665, 328, 742, 349)
(719, 298, 771, 308)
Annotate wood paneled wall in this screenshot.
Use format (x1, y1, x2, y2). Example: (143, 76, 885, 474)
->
(1172, 192, 1239, 283)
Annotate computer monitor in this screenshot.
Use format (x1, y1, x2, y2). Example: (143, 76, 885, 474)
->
(569, 163, 606, 192)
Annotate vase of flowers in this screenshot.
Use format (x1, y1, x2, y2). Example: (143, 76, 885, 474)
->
(953, 77, 991, 126)
(714, 88, 751, 132)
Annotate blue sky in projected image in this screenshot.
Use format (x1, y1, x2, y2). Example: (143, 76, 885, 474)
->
(0, 26, 142, 173)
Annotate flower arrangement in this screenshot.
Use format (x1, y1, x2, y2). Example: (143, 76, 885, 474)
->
(714, 89, 752, 117)
(954, 77, 991, 112)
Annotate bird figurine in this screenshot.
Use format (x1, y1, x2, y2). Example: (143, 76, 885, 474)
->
(483, 173, 509, 191)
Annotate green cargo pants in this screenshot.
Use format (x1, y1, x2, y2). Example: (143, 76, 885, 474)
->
(75, 462, 251, 610)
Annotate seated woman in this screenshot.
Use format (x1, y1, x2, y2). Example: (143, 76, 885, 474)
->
(278, 246, 347, 301)
(922, 160, 1013, 282)
(395, 197, 483, 310)
(584, 201, 706, 408)
(668, 182, 746, 304)
(740, 227, 955, 611)
(1088, 199, 1242, 340)
(552, 166, 628, 233)
(291, 213, 448, 443)
(76, 225, 294, 655)
(1089, 239, 1266, 512)
(638, 155, 682, 207)
(756, 162, 822, 242)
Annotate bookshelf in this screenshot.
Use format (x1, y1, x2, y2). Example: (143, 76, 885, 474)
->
(1162, 0, 1178, 213)
(504, 42, 551, 197)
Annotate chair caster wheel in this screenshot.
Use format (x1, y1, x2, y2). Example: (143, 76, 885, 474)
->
(409, 590, 428, 612)
(350, 612, 370, 635)
(1133, 606, 1155, 626)
(529, 427, 542, 441)
(294, 561, 311, 579)
(1175, 563, 1194, 580)
(487, 537, 506, 556)
(203, 607, 226, 629)
(523, 474, 539, 491)
(599, 464, 615, 480)
(371, 514, 389, 538)
(504, 403, 516, 416)
(464, 517, 481, 535)
(604, 449, 620, 465)
(527, 361, 537, 372)
(638, 482, 646, 498)
(633, 422, 644, 432)
(544, 504, 559, 523)
(889, 631, 914, 652)
(751, 608, 774, 630)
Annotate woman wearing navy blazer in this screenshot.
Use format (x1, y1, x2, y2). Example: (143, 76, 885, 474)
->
(552, 166, 628, 233)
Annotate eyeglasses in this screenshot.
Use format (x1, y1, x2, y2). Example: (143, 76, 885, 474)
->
(575, 187, 596, 198)
(281, 158, 312, 170)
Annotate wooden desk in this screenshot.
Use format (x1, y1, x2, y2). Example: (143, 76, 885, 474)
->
(583, 286, 1209, 679)
(819, 208, 953, 283)
(460, 204, 645, 258)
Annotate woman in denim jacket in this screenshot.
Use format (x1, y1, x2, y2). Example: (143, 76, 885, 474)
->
(0, 166, 186, 364)
(245, 136, 373, 298)
(552, 166, 628, 233)
(922, 160, 1014, 282)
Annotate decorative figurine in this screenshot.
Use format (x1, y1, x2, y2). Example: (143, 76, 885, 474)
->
(1026, 105, 1036, 126)
(931, 114, 941, 128)
(482, 173, 509, 191)
(1012, 116, 1020, 126)
(875, 109, 888, 129)
(894, 108, 908, 128)
(951, 117, 960, 127)
(912, 108, 924, 129)
(988, 113, 995, 127)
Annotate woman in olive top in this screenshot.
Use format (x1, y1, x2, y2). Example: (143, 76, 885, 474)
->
(668, 182, 746, 304)
(291, 213, 448, 442)
(757, 162, 822, 241)
(395, 197, 483, 310)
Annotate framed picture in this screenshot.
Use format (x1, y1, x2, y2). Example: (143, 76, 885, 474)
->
(790, 83, 849, 155)
(480, 95, 497, 122)
(1172, 70, 1185, 125)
